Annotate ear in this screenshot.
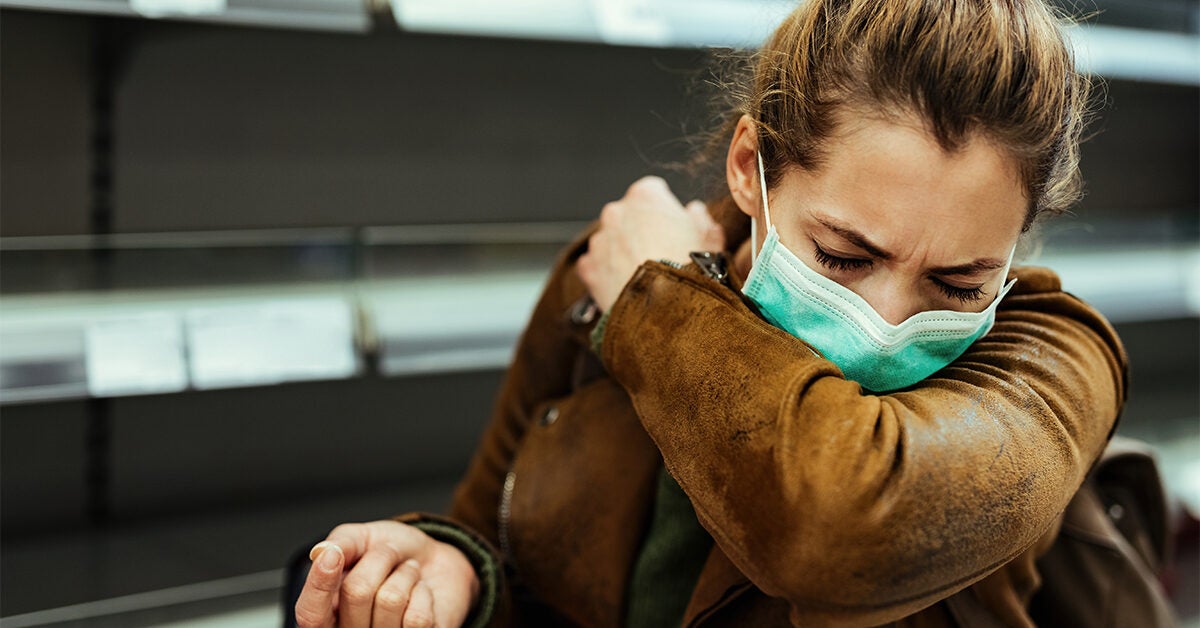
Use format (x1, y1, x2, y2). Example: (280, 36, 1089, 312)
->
(726, 115, 762, 221)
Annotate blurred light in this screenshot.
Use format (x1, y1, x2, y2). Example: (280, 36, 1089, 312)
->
(369, 271, 545, 377)
(389, 0, 796, 48)
(2, 0, 1197, 86)
(388, 1, 1199, 85)
(130, 0, 223, 18)
(85, 312, 187, 397)
(184, 298, 358, 390)
(1067, 24, 1200, 86)
(0, 0, 370, 32)
(1032, 245, 1200, 324)
(389, 0, 598, 43)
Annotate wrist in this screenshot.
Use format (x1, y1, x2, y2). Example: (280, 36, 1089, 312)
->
(400, 514, 501, 628)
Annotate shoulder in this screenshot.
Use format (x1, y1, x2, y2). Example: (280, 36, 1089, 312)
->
(1007, 265, 1062, 295)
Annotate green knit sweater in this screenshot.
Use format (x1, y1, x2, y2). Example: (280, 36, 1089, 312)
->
(624, 465, 715, 628)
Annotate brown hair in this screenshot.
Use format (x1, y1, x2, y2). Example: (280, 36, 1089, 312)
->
(700, 0, 1092, 240)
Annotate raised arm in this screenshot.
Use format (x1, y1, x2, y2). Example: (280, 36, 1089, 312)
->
(598, 258, 1126, 625)
(449, 178, 724, 541)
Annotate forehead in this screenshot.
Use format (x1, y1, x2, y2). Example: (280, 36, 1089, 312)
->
(779, 116, 1027, 258)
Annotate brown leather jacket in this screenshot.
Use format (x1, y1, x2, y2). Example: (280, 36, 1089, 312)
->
(429, 224, 1128, 627)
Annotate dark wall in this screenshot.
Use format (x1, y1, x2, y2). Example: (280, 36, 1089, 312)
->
(1, 10, 715, 236)
(1, 370, 503, 533)
(3, 8, 1197, 239)
(0, 11, 94, 236)
(1080, 80, 1200, 217)
(0, 401, 90, 529)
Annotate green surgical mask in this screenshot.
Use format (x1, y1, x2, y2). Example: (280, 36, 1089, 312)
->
(741, 152, 1016, 392)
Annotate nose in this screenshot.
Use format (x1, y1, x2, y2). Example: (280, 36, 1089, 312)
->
(859, 279, 922, 326)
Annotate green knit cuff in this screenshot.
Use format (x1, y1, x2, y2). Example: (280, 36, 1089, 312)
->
(589, 309, 611, 356)
(408, 519, 500, 628)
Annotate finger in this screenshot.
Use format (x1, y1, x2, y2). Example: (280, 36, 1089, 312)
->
(600, 200, 623, 225)
(403, 581, 437, 628)
(339, 546, 406, 628)
(576, 253, 595, 286)
(702, 223, 726, 251)
(627, 175, 670, 198)
(685, 201, 725, 251)
(372, 559, 422, 627)
(324, 523, 371, 565)
(294, 544, 343, 628)
(585, 230, 609, 259)
(685, 200, 715, 229)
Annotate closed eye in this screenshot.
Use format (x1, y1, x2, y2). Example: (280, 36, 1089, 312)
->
(933, 278, 986, 304)
(813, 240, 873, 272)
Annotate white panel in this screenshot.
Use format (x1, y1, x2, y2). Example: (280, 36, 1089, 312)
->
(369, 271, 546, 376)
(390, 0, 598, 43)
(85, 312, 188, 397)
(185, 297, 358, 389)
(130, 0, 224, 17)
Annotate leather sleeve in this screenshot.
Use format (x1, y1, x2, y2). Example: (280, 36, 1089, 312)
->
(600, 261, 1128, 626)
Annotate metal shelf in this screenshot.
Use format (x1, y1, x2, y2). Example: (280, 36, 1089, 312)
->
(1, 221, 1196, 405)
(0, 223, 574, 405)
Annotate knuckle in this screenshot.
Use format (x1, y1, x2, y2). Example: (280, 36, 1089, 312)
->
(405, 609, 435, 628)
(294, 605, 324, 627)
(304, 567, 340, 594)
(392, 520, 422, 539)
(310, 572, 339, 593)
(329, 522, 359, 538)
(630, 175, 666, 194)
(586, 232, 604, 251)
(600, 202, 621, 222)
(376, 587, 409, 611)
(341, 580, 375, 605)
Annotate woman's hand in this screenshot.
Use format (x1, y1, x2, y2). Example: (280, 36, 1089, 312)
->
(577, 176, 724, 312)
(294, 520, 479, 628)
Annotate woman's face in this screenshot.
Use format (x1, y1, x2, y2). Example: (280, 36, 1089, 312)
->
(728, 114, 1027, 325)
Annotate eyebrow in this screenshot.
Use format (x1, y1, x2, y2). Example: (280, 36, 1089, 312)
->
(815, 216, 894, 260)
(927, 258, 1008, 276)
(813, 215, 1007, 276)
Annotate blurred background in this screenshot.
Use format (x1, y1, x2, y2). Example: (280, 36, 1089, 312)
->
(0, 0, 1197, 626)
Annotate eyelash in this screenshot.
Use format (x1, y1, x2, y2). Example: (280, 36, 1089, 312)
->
(934, 281, 986, 304)
(812, 242, 872, 272)
(813, 240, 987, 304)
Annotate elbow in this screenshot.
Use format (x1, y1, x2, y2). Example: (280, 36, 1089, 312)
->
(731, 475, 1011, 623)
(747, 527, 971, 626)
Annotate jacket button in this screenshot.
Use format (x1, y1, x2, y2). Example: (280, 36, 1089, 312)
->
(569, 296, 598, 325)
(540, 405, 560, 426)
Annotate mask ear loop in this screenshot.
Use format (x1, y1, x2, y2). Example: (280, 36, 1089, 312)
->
(752, 151, 772, 261)
(996, 242, 1019, 297)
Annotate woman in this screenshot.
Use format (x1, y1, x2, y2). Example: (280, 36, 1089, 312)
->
(295, 1, 1131, 626)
